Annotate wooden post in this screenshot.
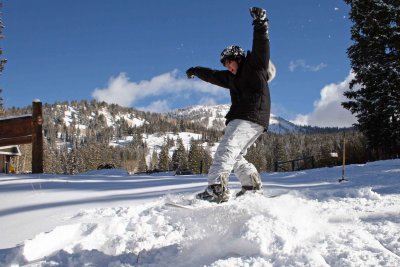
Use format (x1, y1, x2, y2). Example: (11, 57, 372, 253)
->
(342, 133, 346, 178)
(32, 100, 43, 173)
(339, 132, 348, 183)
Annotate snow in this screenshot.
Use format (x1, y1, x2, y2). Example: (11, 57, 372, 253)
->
(63, 107, 86, 130)
(171, 104, 301, 133)
(142, 132, 205, 161)
(1, 160, 400, 266)
(97, 108, 147, 128)
(62, 105, 147, 129)
(110, 131, 215, 167)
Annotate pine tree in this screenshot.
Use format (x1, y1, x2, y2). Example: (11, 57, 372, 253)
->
(150, 150, 159, 170)
(67, 148, 81, 174)
(271, 135, 289, 171)
(188, 140, 202, 174)
(137, 152, 147, 172)
(43, 138, 64, 173)
(171, 137, 188, 170)
(199, 145, 212, 174)
(0, 2, 6, 115)
(158, 142, 170, 171)
(342, 0, 400, 158)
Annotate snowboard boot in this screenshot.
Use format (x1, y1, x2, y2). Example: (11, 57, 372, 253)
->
(196, 174, 230, 203)
(196, 184, 230, 203)
(236, 173, 263, 197)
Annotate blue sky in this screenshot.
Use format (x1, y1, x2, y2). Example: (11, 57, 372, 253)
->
(1, 0, 357, 127)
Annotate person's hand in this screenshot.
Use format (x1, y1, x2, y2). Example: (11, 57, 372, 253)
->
(186, 67, 196, 79)
(249, 7, 268, 25)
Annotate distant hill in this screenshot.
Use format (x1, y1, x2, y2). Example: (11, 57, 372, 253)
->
(167, 104, 303, 134)
(3, 100, 360, 174)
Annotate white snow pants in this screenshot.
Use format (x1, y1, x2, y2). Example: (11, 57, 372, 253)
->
(208, 119, 264, 187)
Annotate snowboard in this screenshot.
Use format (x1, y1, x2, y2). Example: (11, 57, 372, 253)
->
(165, 193, 285, 209)
(165, 202, 196, 209)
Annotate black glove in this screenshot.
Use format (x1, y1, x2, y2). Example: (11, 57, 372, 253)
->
(250, 7, 268, 26)
(186, 67, 196, 79)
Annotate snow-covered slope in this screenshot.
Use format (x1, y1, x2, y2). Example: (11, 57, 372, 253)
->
(142, 132, 202, 155)
(1, 160, 400, 266)
(170, 104, 231, 130)
(59, 103, 301, 134)
(110, 131, 214, 166)
(169, 104, 302, 133)
(59, 105, 148, 128)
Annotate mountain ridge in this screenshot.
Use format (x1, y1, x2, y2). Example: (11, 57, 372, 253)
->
(167, 104, 303, 134)
(2, 100, 361, 174)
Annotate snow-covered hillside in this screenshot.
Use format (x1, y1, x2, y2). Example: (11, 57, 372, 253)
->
(110, 104, 303, 166)
(170, 104, 231, 130)
(142, 132, 204, 156)
(60, 105, 148, 128)
(110, 131, 216, 166)
(57, 102, 301, 134)
(1, 160, 399, 266)
(169, 104, 302, 133)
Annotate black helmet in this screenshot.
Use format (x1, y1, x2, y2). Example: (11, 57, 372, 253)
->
(220, 45, 245, 65)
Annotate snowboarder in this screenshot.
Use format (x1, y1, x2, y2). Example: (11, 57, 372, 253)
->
(186, 7, 275, 203)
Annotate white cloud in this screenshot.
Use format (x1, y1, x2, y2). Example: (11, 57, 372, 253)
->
(92, 70, 225, 108)
(289, 59, 327, 72)
(292, 71, 358, 127)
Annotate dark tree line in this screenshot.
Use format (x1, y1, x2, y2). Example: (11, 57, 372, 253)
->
(343, 0, 400, 158)
(4, 100, 218, 174)
(246, 131, 369, 172)
(3, 100, 371, 174)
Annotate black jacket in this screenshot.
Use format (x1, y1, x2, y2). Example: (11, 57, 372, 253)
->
(190, 24, 271, 128)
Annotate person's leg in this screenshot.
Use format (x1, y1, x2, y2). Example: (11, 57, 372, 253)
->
(208, 119, 264, 184)
(233, 152, 262, 187)
(233, 156, 263, 197)
(232, 129, 264, 197)
(197, 119, 264, 202)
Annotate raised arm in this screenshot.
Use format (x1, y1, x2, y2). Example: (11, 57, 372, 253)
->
(249, 7, 270, 70)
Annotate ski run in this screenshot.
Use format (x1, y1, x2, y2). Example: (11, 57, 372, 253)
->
(0, 159, 399, 266)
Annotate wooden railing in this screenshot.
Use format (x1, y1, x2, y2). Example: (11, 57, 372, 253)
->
(274, 156, 315, 172)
